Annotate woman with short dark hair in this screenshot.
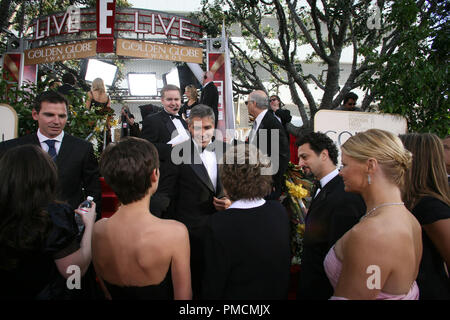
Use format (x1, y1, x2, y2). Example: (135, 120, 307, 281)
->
(201, 144, 291, 299)
(92, 137, 192, 300)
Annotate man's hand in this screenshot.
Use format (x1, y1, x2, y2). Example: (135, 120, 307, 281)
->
(213, 196, 231, 211)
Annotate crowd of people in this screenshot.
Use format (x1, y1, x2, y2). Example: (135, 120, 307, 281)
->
(0, 74, 449, 300)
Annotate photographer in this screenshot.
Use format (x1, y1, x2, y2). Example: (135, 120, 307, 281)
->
(119, 106, 141, 138)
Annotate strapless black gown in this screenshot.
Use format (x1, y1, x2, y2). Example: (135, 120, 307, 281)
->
(103, 268, 173, 300)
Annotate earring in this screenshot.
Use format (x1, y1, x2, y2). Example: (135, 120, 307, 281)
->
(367, 175, 371, 185)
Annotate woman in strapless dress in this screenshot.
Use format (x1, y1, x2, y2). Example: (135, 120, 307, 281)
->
(324, 129, 422, 300)
(92, 137, 192, 300)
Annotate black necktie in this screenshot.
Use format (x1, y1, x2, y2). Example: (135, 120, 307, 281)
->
(44, 139, 57, 161)
(312, 180, 321, 197)
(170, 114, 182, 120)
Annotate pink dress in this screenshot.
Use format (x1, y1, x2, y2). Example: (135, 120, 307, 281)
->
(323, 246, 419, 300)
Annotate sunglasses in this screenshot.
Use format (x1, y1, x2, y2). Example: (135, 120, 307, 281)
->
(270, 98, 278, 102)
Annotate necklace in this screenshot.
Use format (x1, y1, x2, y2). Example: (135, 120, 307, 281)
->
(362, 202, 404, 220)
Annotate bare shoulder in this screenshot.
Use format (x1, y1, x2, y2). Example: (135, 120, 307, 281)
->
(345, 218, 394, 254)
(159, 219, 189, 239)
(93, 218, 108, 233)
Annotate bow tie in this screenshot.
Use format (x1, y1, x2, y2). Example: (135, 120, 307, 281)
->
(312, 179, 321, 197)
(169, 114, 182, 120)
(200, 143, 215, 153)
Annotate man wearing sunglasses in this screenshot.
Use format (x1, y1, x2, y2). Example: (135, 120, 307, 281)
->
(334, 92, 362, 111)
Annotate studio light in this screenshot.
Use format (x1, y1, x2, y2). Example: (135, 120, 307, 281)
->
(128, 73, 157, 96)
(84, 59, 118, 86)
(162, 67, 180, 88)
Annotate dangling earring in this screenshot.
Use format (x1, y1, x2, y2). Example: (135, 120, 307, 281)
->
(367, 175, 372, 185)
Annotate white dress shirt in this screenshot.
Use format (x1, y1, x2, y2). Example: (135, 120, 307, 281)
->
(37, 129, 64, 155)
(164, 110, 189, 143)
(193, 140, 218, 191)
(249, 109, 268, 143)
(228, 198, 266, 210)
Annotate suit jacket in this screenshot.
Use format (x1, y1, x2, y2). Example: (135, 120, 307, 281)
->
(250, 111, 290, 199)
(0, 133, 102, 218)
(297, 174, 366, 300)
(201, 201, 291, 299)
(200, 82, 219, 127)
(169, 139, 228, 232)
(141, 110, 188, 197)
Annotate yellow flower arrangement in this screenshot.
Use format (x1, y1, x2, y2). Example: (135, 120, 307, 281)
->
(283, 162, 315, 265)
(286, 180, 309, 199)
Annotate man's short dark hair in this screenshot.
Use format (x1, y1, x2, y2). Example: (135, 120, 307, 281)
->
(188, 104, 215, 124)
(100, 137, 159, 205)
(35, 91, 68, 113)
(62, 72, 76, 85)
(296, 132, 339, 165)
(343, 92, 358, 105)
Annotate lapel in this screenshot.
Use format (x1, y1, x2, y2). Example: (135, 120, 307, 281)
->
(161, 111, 177, 137)
(55, 134, 72, 168)
(307, 175, 341, 219)
(161, 111, 188, 137)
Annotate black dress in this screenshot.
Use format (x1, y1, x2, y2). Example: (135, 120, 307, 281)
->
(179, 100, 198, 119)
(90, 92, 113, 150)
(102, 268, 174, 300)
(201, 201, 291, 299)
(412, 196, 450, 300)
(0, 203, 80, 299)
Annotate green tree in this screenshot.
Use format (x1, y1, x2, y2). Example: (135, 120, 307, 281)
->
(196, 0, 448, 135)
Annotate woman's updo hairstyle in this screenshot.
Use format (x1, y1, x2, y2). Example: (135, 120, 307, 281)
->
(341, 129, 412, 187)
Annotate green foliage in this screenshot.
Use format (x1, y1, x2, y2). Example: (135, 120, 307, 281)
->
(360, 0, 449, 137)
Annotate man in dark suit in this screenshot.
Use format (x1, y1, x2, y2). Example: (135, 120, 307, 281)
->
(141, 84, 189, 218)
(0, 91, 102, 300)
(170, 104, 231, 298)
(199, 71, 219, 128)
(0, 91, 102, 219)
(296, 132, 366, 300)
(247, 90, 290, 200)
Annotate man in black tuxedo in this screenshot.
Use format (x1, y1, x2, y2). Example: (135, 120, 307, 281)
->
(247, 90, 290, 200)
(296, 132, 366, 300)
(199, 71, 219, 128)
(170, 104, 231, 298)
(141, 84, 189, 218)
(0, 91, 101, 219)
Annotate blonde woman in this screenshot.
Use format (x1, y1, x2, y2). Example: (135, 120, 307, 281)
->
(86, 78, 111, 111)
(325, 129, 422, 300)
(86, 78, 114, 152)
(179, 84, 198, 119)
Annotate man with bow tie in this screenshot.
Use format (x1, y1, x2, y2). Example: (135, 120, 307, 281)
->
(0, 91, 101, 219)
(141, 84, 190, 218)
(169, 104, 231, 298)
(295, 132, 365, 300)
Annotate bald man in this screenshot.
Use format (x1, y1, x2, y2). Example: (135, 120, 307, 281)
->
(200, 71, 219, 127)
